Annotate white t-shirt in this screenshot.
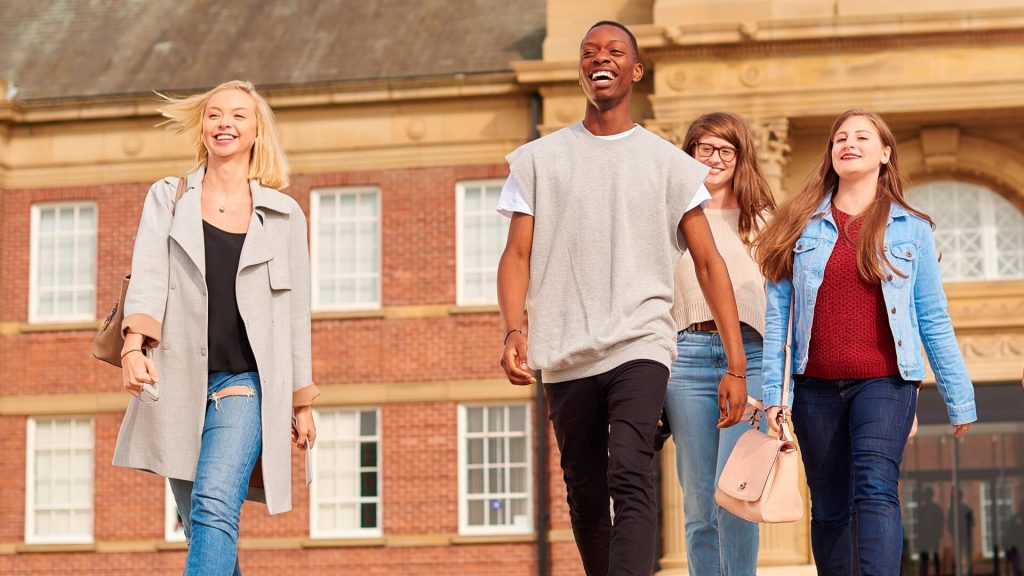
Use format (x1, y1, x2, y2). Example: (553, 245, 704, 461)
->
(496, 124, 711, 218)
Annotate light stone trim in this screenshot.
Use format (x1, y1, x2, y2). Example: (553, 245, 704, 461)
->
(0, 380, 533, 416)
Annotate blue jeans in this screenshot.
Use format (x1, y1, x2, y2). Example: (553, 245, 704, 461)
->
(169, 371, 262, 576)
(663, 325, 765, 576)
(791, 375, 916, 576)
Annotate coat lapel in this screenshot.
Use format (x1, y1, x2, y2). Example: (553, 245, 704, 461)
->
(238, 180, 292, 271)
(168, 168, 206, 279)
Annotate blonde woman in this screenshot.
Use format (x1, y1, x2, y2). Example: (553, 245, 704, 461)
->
(665, 112, 775, 575)
(112, 80, 318, 575)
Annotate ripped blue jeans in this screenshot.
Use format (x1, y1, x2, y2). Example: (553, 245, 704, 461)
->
(169, 371, 262, 576)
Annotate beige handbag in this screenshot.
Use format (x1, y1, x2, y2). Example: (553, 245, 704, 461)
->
(91, 177, 187, 367)
(714, 304, 804, 524)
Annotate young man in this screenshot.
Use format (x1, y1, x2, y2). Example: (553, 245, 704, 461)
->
(496, 21, 749, 576)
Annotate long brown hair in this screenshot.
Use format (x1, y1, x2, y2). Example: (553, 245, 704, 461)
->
(756, 109, 933, 283)
(682, 112, 776, 247)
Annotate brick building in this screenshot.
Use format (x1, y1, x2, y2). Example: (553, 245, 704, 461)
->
(2, 1, 1024, 575)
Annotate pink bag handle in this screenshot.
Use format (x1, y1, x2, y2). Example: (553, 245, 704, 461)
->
(748, 300, 795, 443)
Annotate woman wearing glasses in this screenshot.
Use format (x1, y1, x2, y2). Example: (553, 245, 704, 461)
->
(663, 112, 776, 575)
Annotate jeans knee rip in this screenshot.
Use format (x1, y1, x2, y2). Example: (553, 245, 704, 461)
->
(209, 385, 256, 411)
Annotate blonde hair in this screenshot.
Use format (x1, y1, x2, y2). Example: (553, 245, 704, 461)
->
(157, 80, 289, 189)
(756, 109, 933, 283)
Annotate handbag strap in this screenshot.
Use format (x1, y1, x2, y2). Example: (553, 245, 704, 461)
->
(775, 299, 796, 443)
(172, 175, 187, 214)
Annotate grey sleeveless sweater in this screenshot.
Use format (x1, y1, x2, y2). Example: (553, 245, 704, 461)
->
(507, 122, 709, 383)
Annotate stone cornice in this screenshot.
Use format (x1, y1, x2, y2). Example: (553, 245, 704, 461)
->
(640, 8, 1024, 55)
(0, 72, 521, 125)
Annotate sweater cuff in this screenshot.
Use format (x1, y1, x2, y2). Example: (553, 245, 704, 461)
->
(293, 383, 321, 407)
(122, 313, 162, 349)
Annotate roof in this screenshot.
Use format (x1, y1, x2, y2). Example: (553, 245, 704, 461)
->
(0, 0, 546, 101)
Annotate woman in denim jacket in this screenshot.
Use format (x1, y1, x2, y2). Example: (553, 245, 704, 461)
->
(755, 109, 976, 575)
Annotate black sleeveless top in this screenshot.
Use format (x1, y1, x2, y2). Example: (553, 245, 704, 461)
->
(203, 220, 258, 373)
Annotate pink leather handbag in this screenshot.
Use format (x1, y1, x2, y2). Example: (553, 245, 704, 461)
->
(714, 305, 804, 524)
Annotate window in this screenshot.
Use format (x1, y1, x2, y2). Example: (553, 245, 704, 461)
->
(910, 181, 1024, 281)
(29, 203, 98, 323)
(25, 417, 94, 544)
(456, 180, 510, 305)
(310, 408, 381, 538)
(310, 188, 381, 310)
(980, 481, 1014, 558)
(165, 480, 186, 542)
(458, 404, 532, 535)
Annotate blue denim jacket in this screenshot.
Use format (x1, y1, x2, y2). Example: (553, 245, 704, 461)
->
(762, 194, 977, 425)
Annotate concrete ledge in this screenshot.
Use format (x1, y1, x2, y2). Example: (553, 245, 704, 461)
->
(301, 537, 386, 548)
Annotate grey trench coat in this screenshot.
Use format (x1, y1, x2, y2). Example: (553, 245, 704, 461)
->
(112, 167, 318, 515)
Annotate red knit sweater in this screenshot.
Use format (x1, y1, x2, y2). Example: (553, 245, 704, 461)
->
(802, 206, 900, 379)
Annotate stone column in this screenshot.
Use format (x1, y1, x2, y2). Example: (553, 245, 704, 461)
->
(657, 439, 688, 575)
(751, 117, 792, 197)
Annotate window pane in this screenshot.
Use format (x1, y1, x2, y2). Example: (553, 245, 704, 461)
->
(487, 438, 504, 464)
(360, 503, 377, 529)
(508, 406, 526, 432)
(466, 408, 483, 433)
(360, 442, 377, 468)
(360, 410, 377, 436)
(509, 437, 526, 464)
(468, 468, 484, 494)
(360, 471, 377, 498)
(487, 407, 504, 433)
(468, 499, 485, 526)
(467, 438, 483, 465)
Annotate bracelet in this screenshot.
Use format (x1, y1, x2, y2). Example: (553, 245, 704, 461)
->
(120, 349, 143, 361)
(503, 328, 523, 345)
(725, 370, 746, 379)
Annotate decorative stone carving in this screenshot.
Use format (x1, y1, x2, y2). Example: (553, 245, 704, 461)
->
(646, 122, 688, 148)
(406, 117, 427, 141)
(739, 64, 764, 88)
(960, 333, 1024, 360)
(666, 69, 689, 92)
(751, 117, 791, 195)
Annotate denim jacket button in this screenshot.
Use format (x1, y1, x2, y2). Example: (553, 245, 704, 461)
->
(891, 307, 897, 314)
(906, 251, 913, 258)
(887, 274, 893, 282)
(897, 339, 903, 347)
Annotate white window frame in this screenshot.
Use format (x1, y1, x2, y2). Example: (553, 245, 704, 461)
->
(309, 407, 382, 539)
(28, 202, 98, 324)
(310, 187, 382, 311)
(455, 179, 510, 306)
(165, 480, 186, 542)
(911, 180, 1024, 281)
(457, 403, 533, 536)
(24, 416, 94, 544)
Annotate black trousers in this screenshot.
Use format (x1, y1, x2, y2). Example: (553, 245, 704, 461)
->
(545, 359, 669, 576)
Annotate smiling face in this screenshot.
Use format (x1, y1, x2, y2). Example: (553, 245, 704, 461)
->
(830, 115, 891, 181)
(694, 135, 738, 191)
(578, 24, 643, 110)
(202, 88, 258, 161)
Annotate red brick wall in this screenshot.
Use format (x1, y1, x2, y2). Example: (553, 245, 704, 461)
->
(0, 165, 596, 575)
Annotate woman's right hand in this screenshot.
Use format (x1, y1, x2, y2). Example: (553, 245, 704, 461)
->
(121, 349, 159, 397)
(765, 405, 791, 434)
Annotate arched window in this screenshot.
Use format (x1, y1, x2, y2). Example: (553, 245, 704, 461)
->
(909, 181, 1024, 281)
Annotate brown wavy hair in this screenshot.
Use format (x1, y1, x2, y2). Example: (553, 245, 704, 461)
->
(682, 112, 776, 247)
(755, 109, 932, 283)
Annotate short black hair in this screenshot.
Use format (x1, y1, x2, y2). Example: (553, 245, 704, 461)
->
(586, 20, 640, 60)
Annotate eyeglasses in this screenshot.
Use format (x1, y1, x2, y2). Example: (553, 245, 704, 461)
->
(695, 143, 737, 163)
